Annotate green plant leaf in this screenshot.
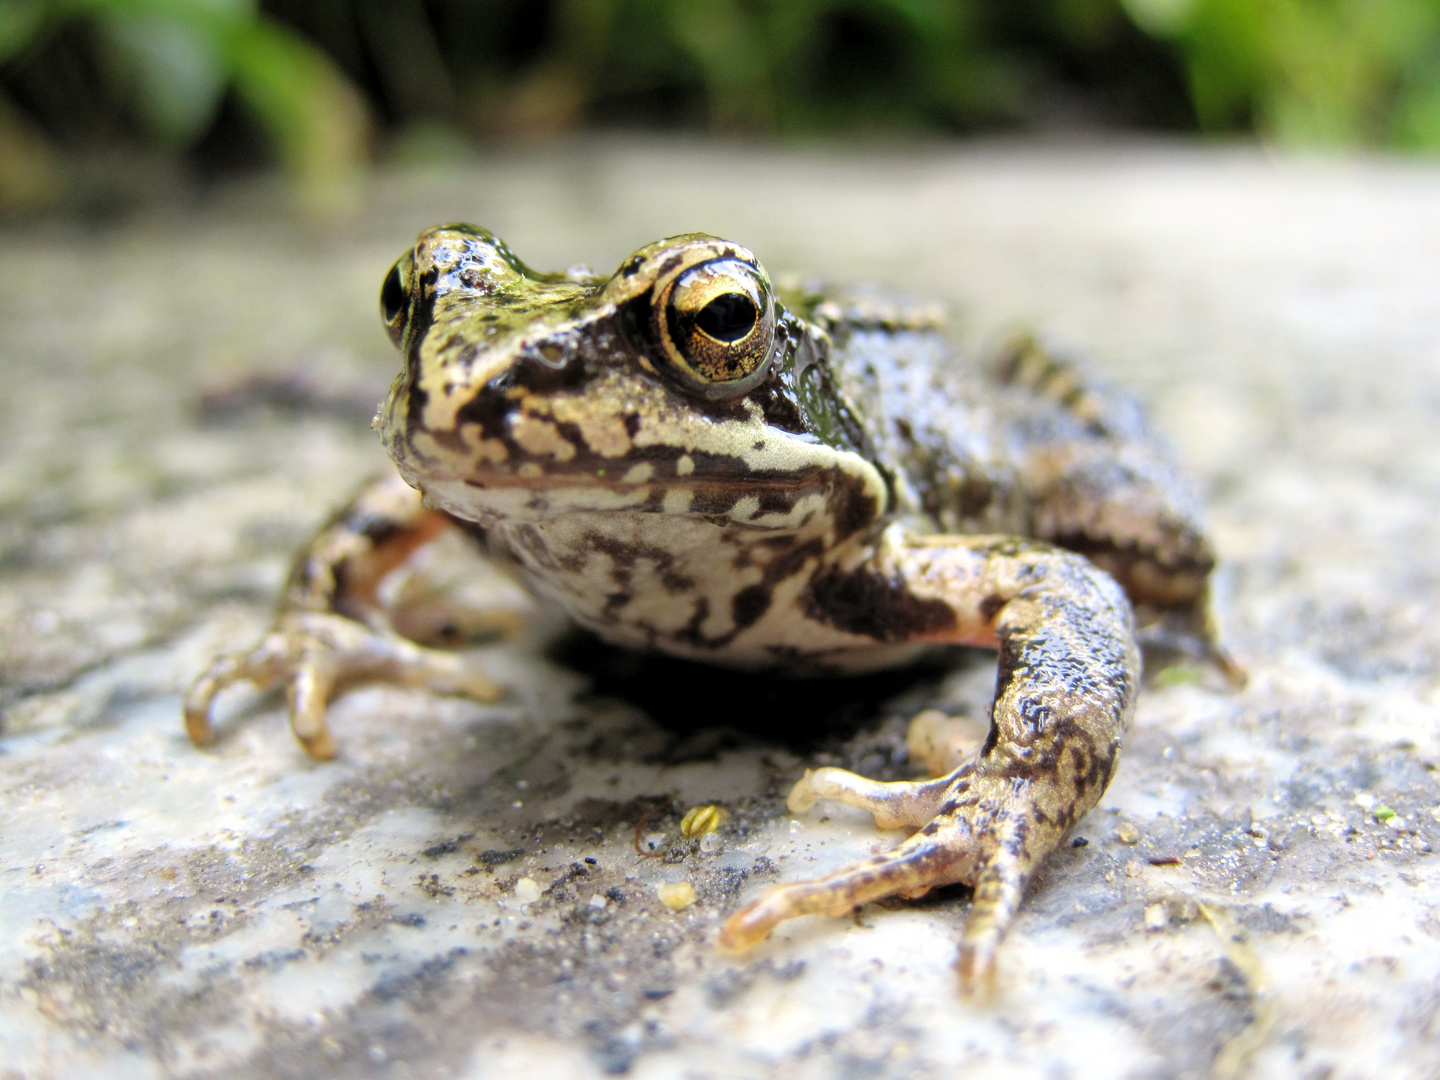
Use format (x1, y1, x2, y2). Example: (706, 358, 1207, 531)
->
(36, 0, 369, 212)
(0, 0, 48, 63)
(224, 16, 369, 214)
(99, 11, 228, 146)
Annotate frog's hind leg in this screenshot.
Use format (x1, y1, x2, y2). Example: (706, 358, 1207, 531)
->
(998, 336, 1244, 688)
(185, 473, 506, 758)
(722, 532, 1140, 995)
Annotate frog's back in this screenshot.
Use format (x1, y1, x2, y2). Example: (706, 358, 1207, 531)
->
(816, 301, 1215, 624)
(817, 304, 1029, 538)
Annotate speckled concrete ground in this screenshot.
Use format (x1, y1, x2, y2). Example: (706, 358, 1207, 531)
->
(3, 141, 1439, 1080)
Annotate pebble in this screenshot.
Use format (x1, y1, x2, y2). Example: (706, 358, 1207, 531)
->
(656, 882, 696, 910)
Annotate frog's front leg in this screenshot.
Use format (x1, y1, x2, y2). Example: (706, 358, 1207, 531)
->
(720, 532, 1139, 995)
(185, 474, 503, 758)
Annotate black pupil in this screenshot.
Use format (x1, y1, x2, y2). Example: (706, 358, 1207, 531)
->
(695, 293, 756, 342)
(381, 265, 406, 322)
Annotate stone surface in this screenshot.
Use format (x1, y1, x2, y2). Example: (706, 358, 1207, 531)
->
(2, 141, 1439, 1079)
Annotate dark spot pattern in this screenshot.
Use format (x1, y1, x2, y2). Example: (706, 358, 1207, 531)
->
(731, 586, 770, 631)
(580, 533, 695, 595)
(802, 565, 956, 643)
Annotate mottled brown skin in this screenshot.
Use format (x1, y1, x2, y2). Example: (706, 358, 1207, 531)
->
(186, 225, 1232, 994)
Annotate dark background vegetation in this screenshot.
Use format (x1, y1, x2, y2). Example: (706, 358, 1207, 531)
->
(3, 0, 1440, 212)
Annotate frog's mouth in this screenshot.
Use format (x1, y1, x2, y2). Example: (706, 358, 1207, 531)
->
(388, 390, 883, 531)
(410, 446, 853, 528)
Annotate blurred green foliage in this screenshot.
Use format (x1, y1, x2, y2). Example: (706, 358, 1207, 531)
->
(268, 0, 1186, 136)
(0, 0, 367, 210)
(3, 0, 1440, 212)
(1124, 0, 1440, 148)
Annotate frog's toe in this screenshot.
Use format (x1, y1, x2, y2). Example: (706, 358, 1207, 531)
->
(955, 859, 1026, 1000)
(786, 766, 955, 829)
(1207, 639, 1248, 690)
(284, 640, 342, 759)
(184, 612, 502, 758)
(718, 817, 976, 954)
(184, 631, 294, 748)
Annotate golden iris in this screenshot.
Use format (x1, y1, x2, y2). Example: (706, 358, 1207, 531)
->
(655, 258, 774, 395)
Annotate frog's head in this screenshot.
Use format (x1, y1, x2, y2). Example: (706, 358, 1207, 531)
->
(375, 225, 886, 533)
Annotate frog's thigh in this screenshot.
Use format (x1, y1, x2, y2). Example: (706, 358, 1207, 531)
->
(722, 534, 1140, 995)
(185, 474, 505, 759)
(1001, 338, 1240, 680)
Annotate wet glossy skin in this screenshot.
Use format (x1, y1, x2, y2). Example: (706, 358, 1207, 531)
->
(187, 225, 1233, 994)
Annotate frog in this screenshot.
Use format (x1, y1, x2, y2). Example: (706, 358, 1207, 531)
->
(185, 224, 1239, 995)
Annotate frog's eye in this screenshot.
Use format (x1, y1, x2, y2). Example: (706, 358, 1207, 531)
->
(653, 258, 775, 397)
(380, 253, 413, 346)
